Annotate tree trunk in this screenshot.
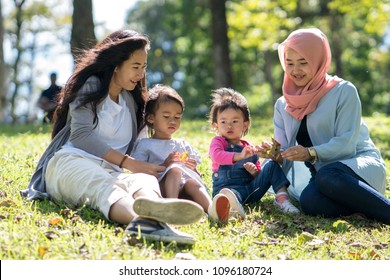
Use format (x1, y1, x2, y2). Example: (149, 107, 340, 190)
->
(0, 1, 7, 121)
(329, 13, 343, 77)
(71, 0, 96, 61)
(10, 0, 26, 123)
(264, 51, 281, 106)
(209, 0, 232, 88)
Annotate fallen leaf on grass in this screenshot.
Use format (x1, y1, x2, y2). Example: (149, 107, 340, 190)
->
(306, 239, 325, 246)
(253, 240, 268, 246)
(174, 252, 197, 260)
(332, 219, 352, 233)
(48, 217, 63, 226)
(297, 232, 324, 247)
(58, 229, 72, 236)
(60, 208, 73, 218)
(297, 231, 316, 244)
(0, 200, 16, 207)
(348, 242, 366, 248)
(374, 243, 388, 250)
(44, 231, 59, 240)
(348, 251, 363, 260)
(370, 250, 380, 259)
(268, 237, 280, 244)
(277, 253, 291, 260)
(114, 227, 123, 236)
(300, 231, 317, 240)
(38, 246, 48, 258)
(253, 238, 280, 246)
(125, 235, 142, 246)
(72, 229, 83, 237)
(79, 243, 90, 257)
(60, 209, 84, 224)
(254, 218, 265, 225)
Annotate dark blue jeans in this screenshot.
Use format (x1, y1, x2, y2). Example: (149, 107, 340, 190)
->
(300, 162, 390, 224)
(212, 159, 290, 204)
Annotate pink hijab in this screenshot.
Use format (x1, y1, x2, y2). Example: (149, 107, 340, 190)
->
(278, 28, 342, 120)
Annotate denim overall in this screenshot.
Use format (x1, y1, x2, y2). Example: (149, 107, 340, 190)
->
(212, 140, 290, 204)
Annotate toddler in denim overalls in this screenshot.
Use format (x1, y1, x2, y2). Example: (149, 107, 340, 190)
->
(208, 88, 300, 223)
(212, 138, 291, 205)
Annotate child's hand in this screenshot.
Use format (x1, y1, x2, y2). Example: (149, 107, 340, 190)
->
(162, 152, 181, 167)
(255, 140, 282, 163)
(184, 158, 197, 171)
(243, 162, 258, 177)
(235, 146, 254, 161)
(179, 151, 189, 162)
(255, 141, 272, 157)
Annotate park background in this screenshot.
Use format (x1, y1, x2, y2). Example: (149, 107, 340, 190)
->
(1, 0, 390, 262)
(0, 0, 390, 123)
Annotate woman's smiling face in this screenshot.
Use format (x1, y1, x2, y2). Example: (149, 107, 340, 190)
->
(285, 48, 313, 87)
(111, 49, 147, 93)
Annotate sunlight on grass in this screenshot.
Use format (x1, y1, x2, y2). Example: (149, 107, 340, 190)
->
(1, 117, 389, 260)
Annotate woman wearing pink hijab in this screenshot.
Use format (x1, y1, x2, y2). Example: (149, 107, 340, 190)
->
(260, 28, 390, 224)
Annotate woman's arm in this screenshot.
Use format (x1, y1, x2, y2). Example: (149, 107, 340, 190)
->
(104, 149, 165, 178)
(312, 82, 362, 162)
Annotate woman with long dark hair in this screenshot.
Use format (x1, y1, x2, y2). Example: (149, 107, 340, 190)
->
(22, 30, 203, 244)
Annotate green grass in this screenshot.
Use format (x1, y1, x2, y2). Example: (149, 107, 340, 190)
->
(1, 117, 389, 260)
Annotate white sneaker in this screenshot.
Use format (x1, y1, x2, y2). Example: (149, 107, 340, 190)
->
(219, 188, 246, 219)
(133, 197, 204, 225)
(208, 194, 230, 224)
(273, 199, 300, 213)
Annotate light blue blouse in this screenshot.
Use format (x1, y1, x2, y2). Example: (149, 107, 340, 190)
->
(274, 80, 386, 195)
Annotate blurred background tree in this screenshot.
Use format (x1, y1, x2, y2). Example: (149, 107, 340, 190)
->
(2, 0, 71, 123)
(1, 0, 389, 123)
(71, 0, 96, 60)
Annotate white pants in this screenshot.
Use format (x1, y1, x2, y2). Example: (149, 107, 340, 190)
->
(45, 152, 160, 219)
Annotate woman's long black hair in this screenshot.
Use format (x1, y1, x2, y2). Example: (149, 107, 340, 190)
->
(51, 30, 150, 138)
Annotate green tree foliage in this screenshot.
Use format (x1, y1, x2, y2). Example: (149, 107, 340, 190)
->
(328, 0, 390, 115)
(126, 0, 389, 117)
(127, 0, 213, 117)
(226, 0, 299, 115)
(228, 0, 390, 115)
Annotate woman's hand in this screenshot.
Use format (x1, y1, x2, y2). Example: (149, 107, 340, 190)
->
(124, 157, 166, 178)
(281, 145, 311, 162)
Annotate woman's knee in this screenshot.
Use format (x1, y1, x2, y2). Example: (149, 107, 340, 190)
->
(130, 173, 160, 196)
(315, 163, 346, 194)
(132, 173, 159, 185)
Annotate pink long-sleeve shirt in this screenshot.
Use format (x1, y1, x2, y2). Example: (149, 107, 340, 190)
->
(209, 136, 261, 172)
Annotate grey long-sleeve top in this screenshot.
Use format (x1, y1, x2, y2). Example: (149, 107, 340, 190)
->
(21, 76, 138, 200)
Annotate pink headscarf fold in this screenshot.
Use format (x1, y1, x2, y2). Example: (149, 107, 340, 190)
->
(278, 28, 342, 120)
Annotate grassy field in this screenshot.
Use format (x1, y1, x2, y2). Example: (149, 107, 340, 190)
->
(1, 116, 389, 260)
